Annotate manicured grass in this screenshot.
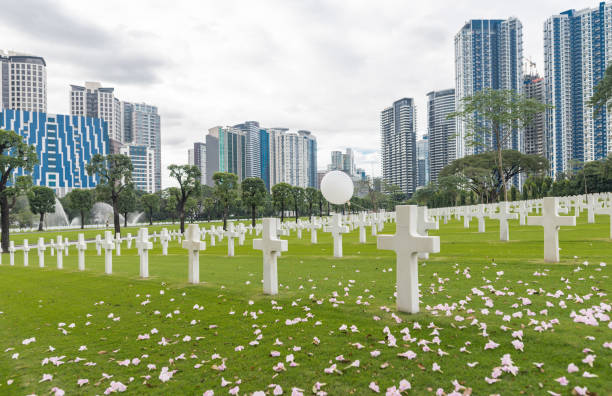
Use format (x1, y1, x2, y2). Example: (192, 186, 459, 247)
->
(0, 214, 610, 395)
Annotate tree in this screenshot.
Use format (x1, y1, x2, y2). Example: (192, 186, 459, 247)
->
(28, 186, 55, 231)
(440, 150, 548, 203)
(271, 183, 292, 223)
(65, 189, 93, 229)
(588, 63, 612, 117)
(168, 164, 201, 233)
(213, 172, 239, 230)
(449, 89, 550, 201)
(304, 187, 318, 220)
(290, 186, 304, 221)
(86, 154, 133, 235)
(117, 185, 137, 228)
(241, 177, 267, 227)
(0, 130, 38, 252)
(141, 193, 160, 225)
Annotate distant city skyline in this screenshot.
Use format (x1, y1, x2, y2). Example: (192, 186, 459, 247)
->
(0, 0, 606, 186)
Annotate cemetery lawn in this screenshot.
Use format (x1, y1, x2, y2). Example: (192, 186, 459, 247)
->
(0, 215, 611, 395)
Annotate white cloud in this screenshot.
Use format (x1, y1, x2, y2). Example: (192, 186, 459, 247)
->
(0, 0, 596, 186)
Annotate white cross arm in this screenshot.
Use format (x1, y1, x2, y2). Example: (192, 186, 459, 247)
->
(253, 238, 288, 253)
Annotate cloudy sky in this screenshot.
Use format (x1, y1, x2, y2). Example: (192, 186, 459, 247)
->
(1, 0, 602, 187)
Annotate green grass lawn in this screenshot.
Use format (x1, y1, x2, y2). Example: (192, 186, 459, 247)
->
(0, 214, 610, 395)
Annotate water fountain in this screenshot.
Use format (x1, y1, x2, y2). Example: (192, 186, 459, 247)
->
(43, 198, 70, 228)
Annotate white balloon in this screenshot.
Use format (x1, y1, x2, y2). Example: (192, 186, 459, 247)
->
(320, 171, 354, 205)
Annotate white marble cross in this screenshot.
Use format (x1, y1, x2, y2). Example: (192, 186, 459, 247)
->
(238, 224, 246, 245)
(225, 223, 239, 257)
(370, 213, 378, 236)
(115, 233, 122, 256)
(474, 204, 486, 233)
(160, 228, 170, 255)
(182, 224, 206, 284)
(55, 236, 65, 269)
(253, 218, 288, 295)
(587, 195, 596, 224)
(527, 197, 576, 262)
(307, 220, 321, 244)
(489, 201, 518, 241)
(355, 212, 369, 244)
(463, 209, 471, 228)
(8, 241, 15, 266)
(324, 213, 349, 258)
(417, 206, 438, 259)
(102, 231, 115, 274)
(517, 201, 530, 226)
(22, 239, 30, 266)
(595, 195, 612, 239)
(136, 228, 153, 278)
(95, 234, 102, 256)
(49, 238, 55, 256)
(76, 233, 87, 271)
(209, 226, 216, 247)
(126, 233, 133, 249)
(296, 220, 304, 240)
(377, 205, 440, 314)
(37, 237, 46, 267)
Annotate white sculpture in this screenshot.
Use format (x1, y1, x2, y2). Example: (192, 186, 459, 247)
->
(253, 218, 288, 295)
(377, 205, 440, 314)
(527, 197, 576, 262)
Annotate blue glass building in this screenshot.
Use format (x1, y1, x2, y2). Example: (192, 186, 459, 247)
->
(259, 128, 270, 190)
(0, 109, 109, 196)
(454, 18, 523, 157)
(544, 2, 612, 178)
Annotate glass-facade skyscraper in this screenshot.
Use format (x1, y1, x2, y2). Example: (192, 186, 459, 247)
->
(0, 109, 108, 196)
(427, 89, 456, 184)
(380, 98, 417, 195)
(454, 18, 523, 157)
(544, 2, 612, 178)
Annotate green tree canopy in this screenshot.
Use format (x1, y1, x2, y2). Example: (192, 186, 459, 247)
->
(117, 185, 137, 228)
(241, 177, 267, 227)
(0, 129, 38, 251)
(27, 185, 55, 231)
(304, 187, 318, 220)
(271, 183, 292, 222)
(141, 193, 160, 226)
(65, 188, 93, 229)
(213, 172, 239, 230)
(168, 164, 201, 233)
(449, 88, 550, 201)
(86, 154, 133, 234)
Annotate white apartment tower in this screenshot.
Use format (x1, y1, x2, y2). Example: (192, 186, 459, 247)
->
(380, 98, 417, 195)
(70, 82, 121, 142)
(454, 18, 524, 157)
(0, 50, 47, 113)
(427, 89, 456, 184)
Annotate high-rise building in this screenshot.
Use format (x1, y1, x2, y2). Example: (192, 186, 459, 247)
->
(234, 121, 261, 179)
(70, 82, 121, 143)
(523, 75, 546, 157)
(544, 2, 612, 178)
(330, 150, 343, 171)
(127, 103, 161, 192)
(381, 98, 417, 195)
(0, 109, 108, 196)
(120, 144, 155, 193)
(121, 101, 134, 143)
(205, 126, 247, 186)
(188, 142, 207, 185)
(427, 89, 457, 184)
(416, 135, 429, 187)
(455, 18, 524, 157)
(259, 128, 271, 190)
(0, 50, 47, 113)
